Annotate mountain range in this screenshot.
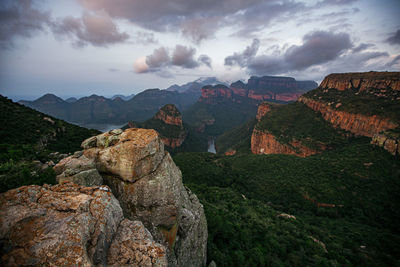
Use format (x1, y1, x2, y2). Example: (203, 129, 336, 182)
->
(19, 76, 317, 130)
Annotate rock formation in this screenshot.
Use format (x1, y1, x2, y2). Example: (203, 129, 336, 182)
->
(319, 72, 400, 91)
(371, 131, 400, 156)
(251, 129, 319, 157)
(256, 102, 272, 121)
(0, 182, 167, 266)
(299, 72, 400, 156)
(154, 104, 183, 126)
(199, 76, 317, 104)
(54, 128, 207, 266)
(299, 96, 398, 137)
(127, 104, 187, 149)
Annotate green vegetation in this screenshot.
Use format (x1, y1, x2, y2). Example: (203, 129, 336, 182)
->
(183, 99, 258, 137)
(174, 139, 400, 266)
(303, 87, 400, 122)
(215, 119, 256, 154)
(139, 118, 184, 139)
(256, 102, 349, 150)
(0, 95, 99, 192)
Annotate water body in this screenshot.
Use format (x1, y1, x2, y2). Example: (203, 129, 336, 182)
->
(208, 138, 216, 154)
(75, 123, 127, 132)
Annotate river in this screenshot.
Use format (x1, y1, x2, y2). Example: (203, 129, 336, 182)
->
(74, 123, 127, 132)
(208, 138, 216, 154)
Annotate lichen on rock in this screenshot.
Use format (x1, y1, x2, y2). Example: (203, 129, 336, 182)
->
(0, 182, 167, 266)
(53, 128, 208, 266)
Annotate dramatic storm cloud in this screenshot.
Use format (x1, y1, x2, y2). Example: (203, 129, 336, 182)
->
(225, 39, 260, 67)
(77, 0, 342, 43)
(284, 31, 352, 69)
(244, 31, 353, 75)
(0, 0, 399, 97)
(0, 0, 51, 49)
(134, 45, 211, 75)
(52, 11, 129, 47)
(386, 29, 400, 45)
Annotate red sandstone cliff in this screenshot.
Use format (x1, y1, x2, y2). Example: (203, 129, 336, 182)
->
(199, 76, 317, 104)
(299, 96, 398, 137)
(128, 104, 187, 149)
(154, 104, 183, 126)
(256, 102, 272, 120)
(319, 72, 400, 91)
(251, 129, 319, 157)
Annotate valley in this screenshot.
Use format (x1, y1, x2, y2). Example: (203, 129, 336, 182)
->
(1, 71, 399, 267)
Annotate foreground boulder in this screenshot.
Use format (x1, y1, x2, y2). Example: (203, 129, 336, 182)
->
(55, 128, 208, 266)
(0, 182, 167, 266)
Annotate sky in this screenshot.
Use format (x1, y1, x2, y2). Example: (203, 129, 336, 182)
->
(0, 0, 399, 100)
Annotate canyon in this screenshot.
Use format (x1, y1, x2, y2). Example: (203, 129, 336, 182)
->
(250, 72, 400, 157)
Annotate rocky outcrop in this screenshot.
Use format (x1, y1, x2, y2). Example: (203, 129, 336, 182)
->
(200, 85, 233, 104)
(251, 129, 319, 157)
(55, 128, 207, 266)
(0, 182, 167, 266)
(224, 150, 236, 156)
(199, 76, 317, 104)
(154, 104, 183, 126)
(319, 72, 400, 91)
(128, 104, 187, 149)
(299, 96, 398, 137)
(371, 132, 400, 156)
(256, 102, 272, 120)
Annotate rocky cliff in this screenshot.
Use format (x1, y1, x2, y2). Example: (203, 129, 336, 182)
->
(54, 128, 207, 266)
(250, 101, 344, 157)
(371, 129, 400, 156)
(299, 96, 398, 137)
(319, 72, 400, 91)
(299, 72, 400, 156)
(256, 102, 272, 121)
(251, 102, 321, 156)
(127, 104, 187, 149)
(251, 129, 319, 157)
(199, 76, 317, 104)
(154, 104, 183, 126)
(0, 182, 167, 266)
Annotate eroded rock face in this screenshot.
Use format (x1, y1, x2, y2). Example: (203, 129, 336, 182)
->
(199, 76, 317, 104)
(54, 128, 207, 266)
(299, 97, 398, 137)
(154, 104, 183, 126)
(251, 129, 319, 157)
(256, 102, 272, 121)
(107, 219, 167, 267)
(319, 72, 400, 91)
(0, 182, 167, 267)
(371, 133, 400, 156)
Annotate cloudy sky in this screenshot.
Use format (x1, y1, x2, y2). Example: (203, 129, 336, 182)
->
(1, 0, 399, 99)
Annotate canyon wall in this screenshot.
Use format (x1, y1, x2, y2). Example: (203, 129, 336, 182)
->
(319, 72, 400, 91)
(256, 102, 272, 121)
(200, 76, 317, 104)
(251, 129, 319, 157)
(299, 96, 398, 137)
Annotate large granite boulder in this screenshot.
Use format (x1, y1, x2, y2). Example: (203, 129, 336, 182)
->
(0, 182, 167, 267)
(54, 128, 208, 266)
